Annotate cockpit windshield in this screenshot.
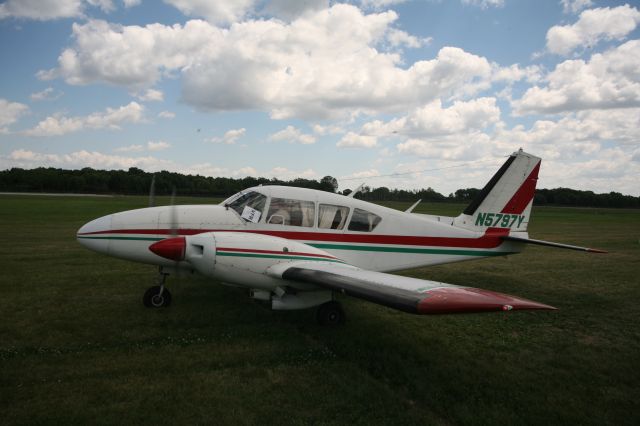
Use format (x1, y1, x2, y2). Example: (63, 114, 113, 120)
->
(225, 191, 267, 223)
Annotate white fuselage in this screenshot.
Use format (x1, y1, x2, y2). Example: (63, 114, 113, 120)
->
(77, 186, 522, 284)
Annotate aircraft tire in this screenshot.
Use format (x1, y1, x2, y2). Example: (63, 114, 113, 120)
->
(143, 285, 172, 308)
(316, 301, 345, 326)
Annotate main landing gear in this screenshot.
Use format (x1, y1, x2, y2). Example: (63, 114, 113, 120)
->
(143, 268, 172, 308)
(316, 301, 345, 326)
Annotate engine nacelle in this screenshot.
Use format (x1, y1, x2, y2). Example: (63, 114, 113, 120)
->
(271, 291, 333, 310)
(148, 231, 340, 291)
(184, 233, 217, 277)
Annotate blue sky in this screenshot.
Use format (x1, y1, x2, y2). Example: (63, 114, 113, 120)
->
(1, 0, 639, 195)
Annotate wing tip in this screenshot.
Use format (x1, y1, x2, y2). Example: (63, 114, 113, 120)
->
(416, 287, 557, 315)
(586, 248, 608, 254)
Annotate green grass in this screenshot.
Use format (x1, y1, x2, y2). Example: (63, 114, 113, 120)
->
(1, 194, 639, 425)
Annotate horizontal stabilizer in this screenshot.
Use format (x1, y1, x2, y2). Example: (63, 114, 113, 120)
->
(502, 235, 607, 253)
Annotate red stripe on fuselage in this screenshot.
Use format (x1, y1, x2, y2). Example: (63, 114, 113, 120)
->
(501, 161, 540, 214)
(78, 228, 508, 249)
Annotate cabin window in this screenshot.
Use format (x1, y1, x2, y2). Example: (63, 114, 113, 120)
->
(227, 191, 267, 223)
(317, 204, 349, 230)
(267, 198, 315, 227)
(348, 208, 382, 232)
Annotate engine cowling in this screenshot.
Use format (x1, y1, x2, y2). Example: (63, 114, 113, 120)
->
(149, 231, 340, 291)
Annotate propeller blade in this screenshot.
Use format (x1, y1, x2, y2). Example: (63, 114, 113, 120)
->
(149, 175, 156, 207)
(170, 185, 178, 238)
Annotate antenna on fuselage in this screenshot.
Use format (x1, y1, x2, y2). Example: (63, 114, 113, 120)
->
(405, 199, 422, 213)
(348, 183, 365, 198)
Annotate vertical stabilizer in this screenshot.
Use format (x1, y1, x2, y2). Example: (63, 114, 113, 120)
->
(454, 150, 541, 233)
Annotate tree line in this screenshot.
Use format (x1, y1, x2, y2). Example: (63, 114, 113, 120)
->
(1, 166, 638, 208)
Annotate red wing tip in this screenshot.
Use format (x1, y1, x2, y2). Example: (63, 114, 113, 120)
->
(417, 287, 557, 314)
(587, 248, 608, 254)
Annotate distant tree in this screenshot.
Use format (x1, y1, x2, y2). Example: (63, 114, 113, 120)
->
(1, 167, 638, 208)
(320, 175, 338, 193)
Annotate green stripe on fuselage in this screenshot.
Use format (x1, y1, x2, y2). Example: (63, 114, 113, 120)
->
(309, 243, 513, 257)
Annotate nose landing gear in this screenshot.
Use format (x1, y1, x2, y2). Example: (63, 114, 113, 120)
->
(143, 268, 172, 308)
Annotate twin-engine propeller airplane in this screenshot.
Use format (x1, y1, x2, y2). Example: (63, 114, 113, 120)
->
(77, 150, 604, 325)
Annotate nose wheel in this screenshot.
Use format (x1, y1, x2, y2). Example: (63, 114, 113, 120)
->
(143, 285, 172, 308)
(143, 269, 172, 308)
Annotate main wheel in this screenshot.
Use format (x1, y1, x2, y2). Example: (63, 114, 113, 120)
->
(316, 301, 345, 326)
(143, 285, 172, 308)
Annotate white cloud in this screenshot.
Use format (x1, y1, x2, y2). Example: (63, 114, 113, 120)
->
(2, 149, 175, 172)
(40, 19, 221, 88)
(368, 97, 501, 138)
(30, 87, 62, 101)
(359, 0, 407, 9)
(497, 108, 640, 149)
(265, 166, 318, 180)
(0, 0, 133, 20)
(86, 0, 116, 13)
(42, 6, 499, 120)
(461, 0, 504, 9)
(163, 0, 254, 25)
(0, 0, 83, 20)
(207, 128, 246, 144)
(385, 28, 430, 49)
(337, 132, 377, 148)
(396, 132, 492, 161)
(181, 7, 493, 119)
(158, 110, 175, 119)
(147, 140, 171, 151)
(24, 101, 144, 136)
(269, 126, 316, 144)
(265, 0, 328, 21)
(136, 88, 164, 102)
(0, 99, 29, 133)
(113, 142, 169, 155)
(312, 123, 344, 135)
(560, 0, 593, 14)
(513, 40, 640, 115)
(341, 168, 381, 179)
(546, 5, 640, 56)
(115, 144, 144, 152)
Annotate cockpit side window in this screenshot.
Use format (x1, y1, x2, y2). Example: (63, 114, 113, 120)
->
(227, 191, 267, 223)
(317, 204, 349, 230)
(348, 208, 382, 232)
(267, 198, 315, 227)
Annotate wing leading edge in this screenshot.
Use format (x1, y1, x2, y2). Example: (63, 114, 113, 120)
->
(277, 262, 556, 315)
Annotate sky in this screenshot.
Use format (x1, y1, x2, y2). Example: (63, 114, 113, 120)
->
(1, 0, 639, 196)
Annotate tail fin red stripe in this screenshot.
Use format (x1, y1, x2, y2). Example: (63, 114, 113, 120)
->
(501, 161, 540, 214)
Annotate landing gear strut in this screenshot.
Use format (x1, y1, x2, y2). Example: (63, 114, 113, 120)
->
(316, 301, 345, 326)
(143, 268, 172, 308)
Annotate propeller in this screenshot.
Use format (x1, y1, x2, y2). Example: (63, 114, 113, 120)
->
(169, 185, 178, 237)
(149, 174, 156, 207)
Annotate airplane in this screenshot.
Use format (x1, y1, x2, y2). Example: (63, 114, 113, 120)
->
(77, 149, 605, 325)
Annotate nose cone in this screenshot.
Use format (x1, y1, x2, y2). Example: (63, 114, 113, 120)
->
(149, 237, 186, 261)
(77, 214, 113, 255)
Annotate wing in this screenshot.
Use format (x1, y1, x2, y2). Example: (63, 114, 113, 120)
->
(271, 262, 555, 315)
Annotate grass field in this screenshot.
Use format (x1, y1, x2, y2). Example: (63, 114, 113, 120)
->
(1, 194, 639, 425)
